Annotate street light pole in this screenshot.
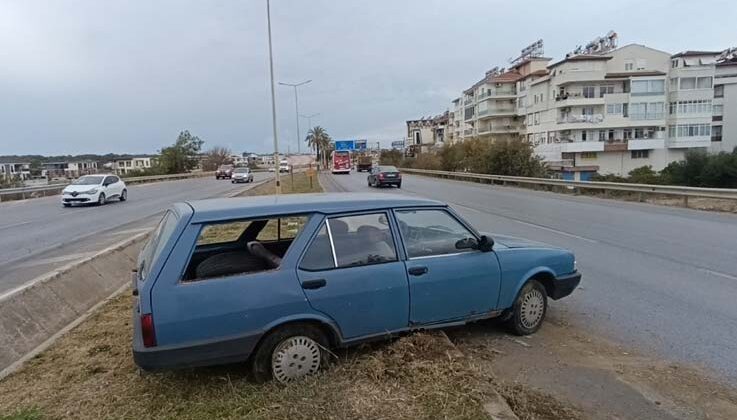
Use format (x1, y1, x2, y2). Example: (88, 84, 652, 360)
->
(300, 112, 320, 134)
(279, 80, 311, 155)
(266, 0, 280, 194)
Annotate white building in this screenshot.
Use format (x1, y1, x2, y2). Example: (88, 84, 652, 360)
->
(113, 157, 155, 175)
(712, 48, 737, 153)
(0, 162, 31, 180)
(405, 112, 448, 155)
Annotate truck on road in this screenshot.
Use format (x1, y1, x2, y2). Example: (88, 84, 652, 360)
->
(356, 155, 373, 172)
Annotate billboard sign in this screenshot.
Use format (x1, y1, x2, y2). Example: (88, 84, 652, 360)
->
(334, 139, 355, 151)
(391, 140, 404, 149)
(355, 139, 367, 151)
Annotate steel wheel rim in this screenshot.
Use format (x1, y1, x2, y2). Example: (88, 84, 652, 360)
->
(272, 336, 321, 383)
(520, 289, 545, 329)
(98, 194, 105, 204)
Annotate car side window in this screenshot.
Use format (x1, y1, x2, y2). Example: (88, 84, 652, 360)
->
(330, 213, 397, 267)
(110, 176, 120, 183)
(103, 176, 113, 185)
(299, 224, 334, 271)
(299, 213, 398, 271)
(395, 209, 477, 259)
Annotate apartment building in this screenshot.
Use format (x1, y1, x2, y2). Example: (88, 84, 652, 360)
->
(712, 49, 737, 153)
(405, 112, 448, 156)
(113, 156, 155, 175)
(42, 161, 98, 178)
(0, 162, 31, 181)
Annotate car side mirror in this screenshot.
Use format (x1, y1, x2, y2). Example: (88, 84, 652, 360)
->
(478, 235, 494, 252)
(455, 237, 478, 250)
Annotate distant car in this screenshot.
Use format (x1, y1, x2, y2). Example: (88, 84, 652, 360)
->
(279, 160, 290, 173)
(132, 193, 580, 383)
(61, 174, 127, 207)
(368, 165, 401, 188)
(216, 165, 234, 179)
(231, 167, 254, 184)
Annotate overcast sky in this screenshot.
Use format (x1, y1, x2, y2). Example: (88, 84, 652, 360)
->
(1, 0, 735, 155)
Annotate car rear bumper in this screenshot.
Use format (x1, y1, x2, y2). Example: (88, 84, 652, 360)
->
(132, 309, 262, 370)
(550, 271, 581, 300)
(378, 179, 401, 185)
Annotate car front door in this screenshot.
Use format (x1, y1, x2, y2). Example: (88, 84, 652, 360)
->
(110, 176, 124, 197)
(395, 208, 502, 325)
(296, 212, 409, 339)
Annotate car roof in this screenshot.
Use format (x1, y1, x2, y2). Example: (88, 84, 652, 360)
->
(185, 193, 445, 223)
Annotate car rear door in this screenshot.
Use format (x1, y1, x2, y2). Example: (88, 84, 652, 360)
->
(394, 208, 502, 325)
(296, 212, 410, 339)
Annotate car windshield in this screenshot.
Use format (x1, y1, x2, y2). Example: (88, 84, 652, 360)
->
(72, 175, 104, 185)
(234, 168, 249, 173)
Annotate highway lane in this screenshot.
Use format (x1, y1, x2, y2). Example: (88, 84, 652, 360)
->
(0, 174, 270, 294)
(321, 171, 737, 384)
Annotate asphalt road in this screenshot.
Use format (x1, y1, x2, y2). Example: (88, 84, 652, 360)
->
(321, 171, 737, 385)
(0, 174, 269, 295)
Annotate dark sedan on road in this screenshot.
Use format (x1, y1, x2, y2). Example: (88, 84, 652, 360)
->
(216, 165, 234, 180)
(368, 165, 402, 188)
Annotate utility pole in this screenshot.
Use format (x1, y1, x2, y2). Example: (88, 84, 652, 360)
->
(279, 80, 311, 155)
(266, 0, 280, 194)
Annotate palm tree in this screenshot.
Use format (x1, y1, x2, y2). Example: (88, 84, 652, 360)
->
(305, 126, 331, 169)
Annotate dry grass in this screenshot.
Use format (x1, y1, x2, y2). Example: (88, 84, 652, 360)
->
(0, 294, 497, 420)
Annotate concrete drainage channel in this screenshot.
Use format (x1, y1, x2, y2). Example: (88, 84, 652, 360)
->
(0, 177, 274, 380)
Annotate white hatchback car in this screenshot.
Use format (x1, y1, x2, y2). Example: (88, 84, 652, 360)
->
(61, 174, 127, 207)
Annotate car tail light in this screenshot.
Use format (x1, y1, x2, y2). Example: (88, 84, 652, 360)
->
(141, 313, 157, 348)
(378, 173, 384, 179)
(396, 172, 401, 178)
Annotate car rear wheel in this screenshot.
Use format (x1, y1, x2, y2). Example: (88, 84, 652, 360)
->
(119, 189, 127, 201)
(251, 324, 329, 383)
(505, 279, 547, 335)
(97, 193, 106, 206)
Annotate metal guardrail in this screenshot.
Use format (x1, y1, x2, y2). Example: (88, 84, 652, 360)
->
(399, 168, 737, 206)
(0, 171, 215, 202)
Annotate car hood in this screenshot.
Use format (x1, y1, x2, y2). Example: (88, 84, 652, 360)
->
(63, 184, 100, 193)
(483, 232, 554, 249)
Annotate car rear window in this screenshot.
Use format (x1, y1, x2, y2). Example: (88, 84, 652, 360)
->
(379, 166, 398, 172)
(139, 211, 179, 279)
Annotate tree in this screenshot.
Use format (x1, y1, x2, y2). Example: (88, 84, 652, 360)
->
(379, 149, 403, 166)
(202, 146, 233, 171)
(157, 130, 204, 174)
(305, 126, 331, 168)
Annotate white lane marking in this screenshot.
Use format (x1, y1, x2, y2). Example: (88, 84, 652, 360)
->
(109, 227, 152, 236)
(16, 252, 97, 268)
(0, 221, 32, 231)
(512, 220, 599, 244)
(452, 203, 599, 244)
(700, 268, 737, 281)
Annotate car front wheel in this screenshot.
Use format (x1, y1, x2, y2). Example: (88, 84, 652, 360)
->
(505, 279, 547, 335)
(97, 193, 106, 206)
(120, 189, 127, 201)
(251, 324, 329, 383)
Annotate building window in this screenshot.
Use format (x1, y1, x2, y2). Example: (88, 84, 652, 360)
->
(712, 125, 722, 142)
(631, 150, 650, 159)
(670, 78, 678, 90)
(714, 84, 724, 98)
(671, 59, 679, 68)
(631, 79, 664, 96)
(669, 124, 711, 138)
(624, 60, 634, 71)
(598, 130, 606, 141)
(636, 59, 647, 70)
(580, 152, 597, 159)
(599, 85, 614, 97)
(607, 103, 624, 114)
(697, 77, 713, 89)
(581, 131, 587, 141)
(713, 104, 724, 115)
(582, 86, 595, 98)
(623, 129, 633, 140)
(669, 100, 713, 115)
(679, 77, 696, 90)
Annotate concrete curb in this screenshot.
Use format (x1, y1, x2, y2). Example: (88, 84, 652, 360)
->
(0, 231, 149, 376)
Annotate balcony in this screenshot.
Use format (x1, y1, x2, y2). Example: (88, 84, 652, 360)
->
(555, 93, 605, 107)
(477, 124, 516, 135)
(630, 112, 665, 121)
(477, 107, 517, 118)
(557, 114, 604, 124)
(463, 97, 475, 105)
(477, 90, 516, 101)
(667, 136, 711, 148)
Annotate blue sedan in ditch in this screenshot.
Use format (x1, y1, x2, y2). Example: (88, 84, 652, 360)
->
(132, 193, 580, 382)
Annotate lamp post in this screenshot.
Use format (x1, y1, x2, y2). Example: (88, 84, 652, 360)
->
(265, 0, 280, 194)
(300, 112, 320, 133)
(279, 80, 311, 155)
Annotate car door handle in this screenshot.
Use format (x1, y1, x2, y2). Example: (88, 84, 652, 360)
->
(302, 279, 327, 290)
(408, 266, 428, 276)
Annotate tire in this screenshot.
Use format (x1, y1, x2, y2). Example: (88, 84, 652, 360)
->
(251, 324, 330, 383)
(97, 193, 106, 206)
(505, 279, 547, 336)
(231, 180, 235, 183)
(120, 189, 127, 201)
(397, 183, 402, 189)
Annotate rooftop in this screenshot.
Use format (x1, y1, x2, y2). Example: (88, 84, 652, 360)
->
(548, 54, 612, 69)
(672, 50, 722, 58)
(186, 193, 445, 223)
